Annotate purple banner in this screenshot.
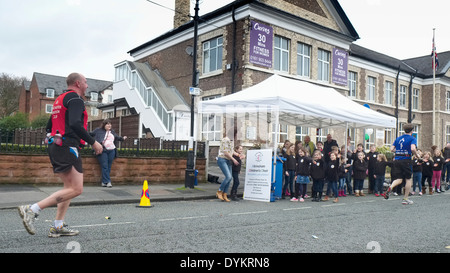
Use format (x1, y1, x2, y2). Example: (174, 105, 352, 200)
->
(249, 21, 273, 68)
(332, 48, 348, 86)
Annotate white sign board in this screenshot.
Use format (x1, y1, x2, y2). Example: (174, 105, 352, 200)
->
(243, 149, 272, 202)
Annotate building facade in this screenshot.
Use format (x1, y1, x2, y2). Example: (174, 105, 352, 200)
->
(119, 0, 450, 152)
(19, 72, 113, 123)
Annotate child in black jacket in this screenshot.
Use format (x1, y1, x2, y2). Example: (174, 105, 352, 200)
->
(373, 154, 393, 197)
(294, 148, 312, 202)
(311, 150, 326, 202)
(353, 151, 368, 196)
(325, 152, 340, 203)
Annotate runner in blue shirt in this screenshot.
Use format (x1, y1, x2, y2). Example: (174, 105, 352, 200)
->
(384, 123, 417, 204)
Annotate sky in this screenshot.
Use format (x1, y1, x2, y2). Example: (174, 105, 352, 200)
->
(1, 0, 449, 82)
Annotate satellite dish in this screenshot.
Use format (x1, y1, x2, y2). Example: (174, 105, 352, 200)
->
(185, 46, 194, 56)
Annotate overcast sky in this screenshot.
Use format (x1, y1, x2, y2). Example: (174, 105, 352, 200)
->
(1, 0, 449, 82)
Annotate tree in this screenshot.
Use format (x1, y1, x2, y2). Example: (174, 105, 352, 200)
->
(0, 73, 27, 118)
(0, 112, 29, 132)
(30, 114, 50, 129)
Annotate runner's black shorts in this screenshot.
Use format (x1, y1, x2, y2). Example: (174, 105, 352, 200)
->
(48, 143, 83, 173)
(391, 159, 412, 180)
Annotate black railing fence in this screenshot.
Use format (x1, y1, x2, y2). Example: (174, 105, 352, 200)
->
(0, 128, 205, 158)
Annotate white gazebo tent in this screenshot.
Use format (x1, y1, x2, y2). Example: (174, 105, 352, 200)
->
(199, 74, 396, 187)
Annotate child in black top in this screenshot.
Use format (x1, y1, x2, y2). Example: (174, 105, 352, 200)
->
(231, 145, 245, 201)
(421, 151, 433, 195)
(432, 149, 444, 193)
(373, 154, 393, 197)
(412, 150, 423, 195)
(353, 151, 368, 196)
(311, 150, 326, 202)
(366, 145, 379, 194)
(283, 143, 296, 199)
(325, 152, 340, 203)
(294, 148, 312, 202)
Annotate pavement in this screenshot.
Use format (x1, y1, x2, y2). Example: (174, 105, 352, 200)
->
(0, 163, 245, 210)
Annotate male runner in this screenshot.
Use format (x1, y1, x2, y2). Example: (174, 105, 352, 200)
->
(384, 123, 417, 205)
(18, 73, 103, 237)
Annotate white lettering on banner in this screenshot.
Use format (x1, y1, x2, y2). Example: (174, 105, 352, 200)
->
(253, 22, 271, 35)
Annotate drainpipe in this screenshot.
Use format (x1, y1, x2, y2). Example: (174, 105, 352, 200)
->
(407, 70, 417, 123)
(231, 6, 238, 94)
(395, 66, 400, 137)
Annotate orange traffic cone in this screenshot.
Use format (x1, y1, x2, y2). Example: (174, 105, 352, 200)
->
(137, 180, 152, 208)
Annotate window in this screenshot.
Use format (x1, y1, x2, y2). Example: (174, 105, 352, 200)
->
(201, 96, 221, 141)
(446, 91, 450, 112)
(318, 49, 330, 82)
(364, 128, 375, 150)
(45, 104, 53, 114)
(316, 128, 329, 143)
(108, 95, 113, 103)
(46, 88, 55, 98)
(385, 81, 393, 105)
(367, 76, 376, 101)
(272, 123, 288, 144)
(446, 125, 450, 143)
(399, 85, 407, 108)
(202, 37, 223, 74)
(90, 92, 98, 102)
(274, 36, 290, 72)
(384, 128, 393, 147)
(399, 123, 419, 144)
(348, 71, 357, 98)
(296, 43, 311, 77)
(295, 126, 309, 142)
(91, 107, 99, 117)
(412, 88, 419, 110)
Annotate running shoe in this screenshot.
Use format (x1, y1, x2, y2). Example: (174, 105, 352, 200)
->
(402, 198, 414, 205)
(290, 197, 298, 202)
(48, 223, 79, 238)
(384, 187, 391, 200)
(18, 205, 38, 235)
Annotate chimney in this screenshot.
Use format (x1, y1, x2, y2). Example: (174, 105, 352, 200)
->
(174, 0, 191, 29)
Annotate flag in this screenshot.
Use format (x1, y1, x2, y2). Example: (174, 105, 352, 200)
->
(432, 36, 439, 72)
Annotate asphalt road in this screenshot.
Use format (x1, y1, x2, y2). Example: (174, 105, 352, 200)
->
(2, 191, 450, 254)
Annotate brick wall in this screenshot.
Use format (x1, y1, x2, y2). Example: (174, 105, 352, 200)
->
(0, 154, 206, 185)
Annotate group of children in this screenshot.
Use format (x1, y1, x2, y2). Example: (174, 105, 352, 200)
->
(412, 146, 449, 195)
(280, 140, 450, 203)
(228, 140, 450, 202)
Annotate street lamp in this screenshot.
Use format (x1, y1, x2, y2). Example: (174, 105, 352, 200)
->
(185, 0, 200, 188)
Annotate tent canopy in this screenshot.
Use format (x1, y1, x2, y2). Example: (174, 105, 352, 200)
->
(199, 74, 396, 129)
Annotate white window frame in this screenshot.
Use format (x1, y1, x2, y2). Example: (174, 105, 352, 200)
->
(399, 85, 407, 108)
(318, 49, 330, 82)
(274, 36, 290, 73)
(446, 91, 450, 112)
(46, 88, 55, 98)
(385, 81, 393, 105)
(348, 71, 357, 98)
(295, 126, 309, 142)
(296, 42, 311, 77)
(90, 92, 98, 102)
(91, 107, 99, 117)
(45, 104, 53, 114)
(367, 76, 376, 101)
(412, 88, 419, 110)
(201, 95, 222, 142)
(202, 37, 223, 74)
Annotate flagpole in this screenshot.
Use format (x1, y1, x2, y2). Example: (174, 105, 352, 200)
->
(432, 28, 436, 145)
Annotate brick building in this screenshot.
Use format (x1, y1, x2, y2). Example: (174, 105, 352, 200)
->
(19, 72, 113, 123)
(114, 0, 450, 152)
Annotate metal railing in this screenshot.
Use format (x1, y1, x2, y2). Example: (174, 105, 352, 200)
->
(0, 129, 205, 158)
